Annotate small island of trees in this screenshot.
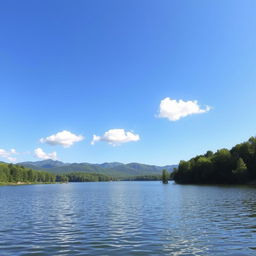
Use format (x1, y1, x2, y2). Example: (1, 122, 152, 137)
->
(162, 169, 169, 184)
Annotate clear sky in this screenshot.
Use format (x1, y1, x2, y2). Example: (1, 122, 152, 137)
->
(0, 0, 256, 165)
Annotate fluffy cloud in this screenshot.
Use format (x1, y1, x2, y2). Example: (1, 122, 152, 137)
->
(91, 129, 140, 146)
(0, 148, 17, 162)
(40, 130, 84, 148)
(158, 97, 211, 121)
(34, 148, 57, 160)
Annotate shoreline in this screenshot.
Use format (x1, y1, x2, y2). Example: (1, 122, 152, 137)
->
(0, 182, 59, 186)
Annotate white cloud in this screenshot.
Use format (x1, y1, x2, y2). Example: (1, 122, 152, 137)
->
(40, 130, 84, 148)
(0, 148, 17, 162)
(34, 148, 57, 160)
(158, 97, 211, 121)
(91, 129, 140, 146)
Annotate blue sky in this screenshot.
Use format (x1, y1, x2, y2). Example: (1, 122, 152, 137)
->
(0, 0, 256, 165)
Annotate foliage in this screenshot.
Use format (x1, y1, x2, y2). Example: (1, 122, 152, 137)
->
(0, 163, 55, 183)
(162, 169, 169, 184)
(0, 163, 114, 184)
(57, 172, 114, 182)
(173, 136, 256, 184)
(232, 158, 248, 182)
(125, 175, 161, 181)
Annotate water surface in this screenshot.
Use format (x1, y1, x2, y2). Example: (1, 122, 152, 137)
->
(0, 181, 256, 255)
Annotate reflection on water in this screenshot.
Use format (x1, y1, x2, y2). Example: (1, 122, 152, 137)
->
(0, 182, 256, 255)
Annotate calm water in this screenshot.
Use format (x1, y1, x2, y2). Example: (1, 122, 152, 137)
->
(0, 181, 256, 256)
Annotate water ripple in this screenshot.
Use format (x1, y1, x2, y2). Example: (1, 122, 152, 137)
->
(0, 182, 256, 255)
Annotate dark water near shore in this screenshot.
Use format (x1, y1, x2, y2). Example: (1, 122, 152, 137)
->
(0, 181, 256, 256)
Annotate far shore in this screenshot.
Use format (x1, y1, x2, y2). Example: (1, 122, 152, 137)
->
(0, 182, 63, 186)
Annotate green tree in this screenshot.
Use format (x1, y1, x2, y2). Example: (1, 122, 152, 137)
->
(162, 169, 169, 184)
(232, 158, 248, 183)
(194, 157, 213, 183)
(173, 137, 256, 184)
(211, 149, 235, 183)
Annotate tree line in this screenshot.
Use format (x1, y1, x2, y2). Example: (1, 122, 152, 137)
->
(173, 137, 256, 184)
(0, 162, 167, 184)
(0, 163, 56, 183)
(124, 175, 161, 181)
(56, 172, 114, 182)
(0, 163, 114, 184)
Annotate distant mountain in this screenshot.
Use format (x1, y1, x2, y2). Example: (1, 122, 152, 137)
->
(96, 162, 123, 169)
(126, 163, 175, 172)
(19, 159, 66, 169)
(18, 160, 177, 178)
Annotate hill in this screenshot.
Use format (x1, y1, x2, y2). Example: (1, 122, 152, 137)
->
(18, 160, 177, 178)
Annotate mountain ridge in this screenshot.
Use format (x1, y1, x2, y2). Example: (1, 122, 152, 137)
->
(18, 159, 177, 178)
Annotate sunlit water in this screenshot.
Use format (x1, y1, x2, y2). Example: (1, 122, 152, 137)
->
(0, 181, 256, 255)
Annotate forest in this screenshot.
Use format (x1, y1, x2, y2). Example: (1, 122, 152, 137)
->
(56, 172, 114, 182)
(173, 136, 256, 184)
(128, 176, 161, 181)
(0, 163, 56, 184)
(0, 163, 114, 184)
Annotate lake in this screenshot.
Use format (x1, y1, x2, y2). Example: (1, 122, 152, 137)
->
(0, 181, 256, 255)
